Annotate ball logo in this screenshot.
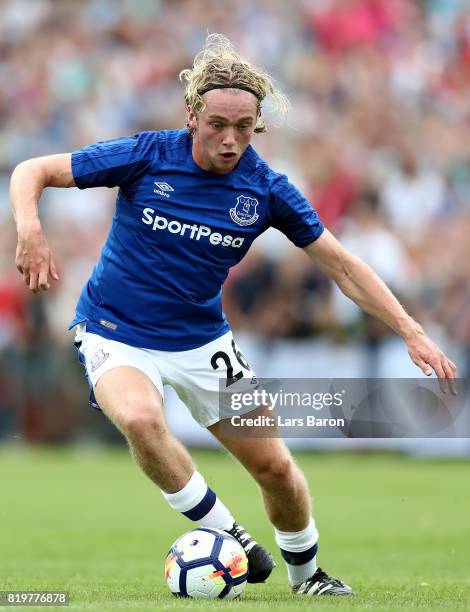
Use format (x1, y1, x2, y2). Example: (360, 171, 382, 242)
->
(230, 196, 259, 226)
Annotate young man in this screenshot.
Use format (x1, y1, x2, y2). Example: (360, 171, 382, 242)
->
(11, 34, 456, 597)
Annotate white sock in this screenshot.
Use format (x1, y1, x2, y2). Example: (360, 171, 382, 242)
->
(275, 518, 319, 586)
(162, 471, 234, 530)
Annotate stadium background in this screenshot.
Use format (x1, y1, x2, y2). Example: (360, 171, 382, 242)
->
(1, 0, 469, 453)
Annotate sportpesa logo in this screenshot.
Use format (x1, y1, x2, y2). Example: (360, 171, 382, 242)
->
(141, 208, 245, 248)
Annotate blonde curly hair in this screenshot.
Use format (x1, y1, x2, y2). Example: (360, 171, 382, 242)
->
(179, 33, 290, 133)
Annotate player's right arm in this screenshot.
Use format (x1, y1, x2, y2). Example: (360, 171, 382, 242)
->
(10, 153, 75, 294)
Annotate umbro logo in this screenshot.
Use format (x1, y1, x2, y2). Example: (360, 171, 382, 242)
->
(154, 182, 174, 198)
(155, 182, 174, 191)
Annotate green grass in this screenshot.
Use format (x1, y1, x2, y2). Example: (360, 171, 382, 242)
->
(0, 447, 469, 611)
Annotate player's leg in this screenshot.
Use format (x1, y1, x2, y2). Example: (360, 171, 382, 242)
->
(94, 367, 239, 531)
(207, 426, 311, 530)
(96, 368, 244, 531)
(208, 423, 353, 595)
(75, 329, 237, 533)
(93, 366, 192, 492)
(208, 427, 316, 577)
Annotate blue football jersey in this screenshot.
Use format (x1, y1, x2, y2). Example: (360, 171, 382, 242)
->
(69, 129, 324, 349)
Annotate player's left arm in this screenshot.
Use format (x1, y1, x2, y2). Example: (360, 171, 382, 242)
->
(304, 229, 457, 393)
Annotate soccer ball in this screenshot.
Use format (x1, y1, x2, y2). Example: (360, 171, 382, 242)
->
(165, 528, 248, 599)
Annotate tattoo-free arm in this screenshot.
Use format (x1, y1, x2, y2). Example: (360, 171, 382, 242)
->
(10, 154, 75, 293)
(304, 229, 457, 392)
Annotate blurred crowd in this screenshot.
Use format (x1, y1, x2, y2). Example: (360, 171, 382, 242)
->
(1, 0, 470, 441)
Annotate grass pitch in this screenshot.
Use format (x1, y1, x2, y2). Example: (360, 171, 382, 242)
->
(0, 447, 469, 611)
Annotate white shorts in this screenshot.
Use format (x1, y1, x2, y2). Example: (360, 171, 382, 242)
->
(73, 323, 258, 428)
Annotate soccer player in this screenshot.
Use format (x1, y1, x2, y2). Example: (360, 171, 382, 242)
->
(11, 34, 457, 597)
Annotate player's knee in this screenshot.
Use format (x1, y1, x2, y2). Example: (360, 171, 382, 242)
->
(120, 406, 167, 440)
(253, 455, 295, 489)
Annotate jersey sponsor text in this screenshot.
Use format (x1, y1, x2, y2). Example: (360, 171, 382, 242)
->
(141, 208, 245, 248)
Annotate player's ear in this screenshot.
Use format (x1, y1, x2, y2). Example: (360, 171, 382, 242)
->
(187, 105, 197, 132)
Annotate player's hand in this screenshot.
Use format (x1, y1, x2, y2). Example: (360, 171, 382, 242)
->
(406, 330, 457, 395)
(15, 223, 59, 294)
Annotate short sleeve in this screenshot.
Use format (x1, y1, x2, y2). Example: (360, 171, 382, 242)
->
(71, 131, 159, 190)
(268, 174, 324, 247)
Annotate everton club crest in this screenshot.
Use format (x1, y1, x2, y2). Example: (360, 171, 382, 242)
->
(230, 195, 259, 226)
